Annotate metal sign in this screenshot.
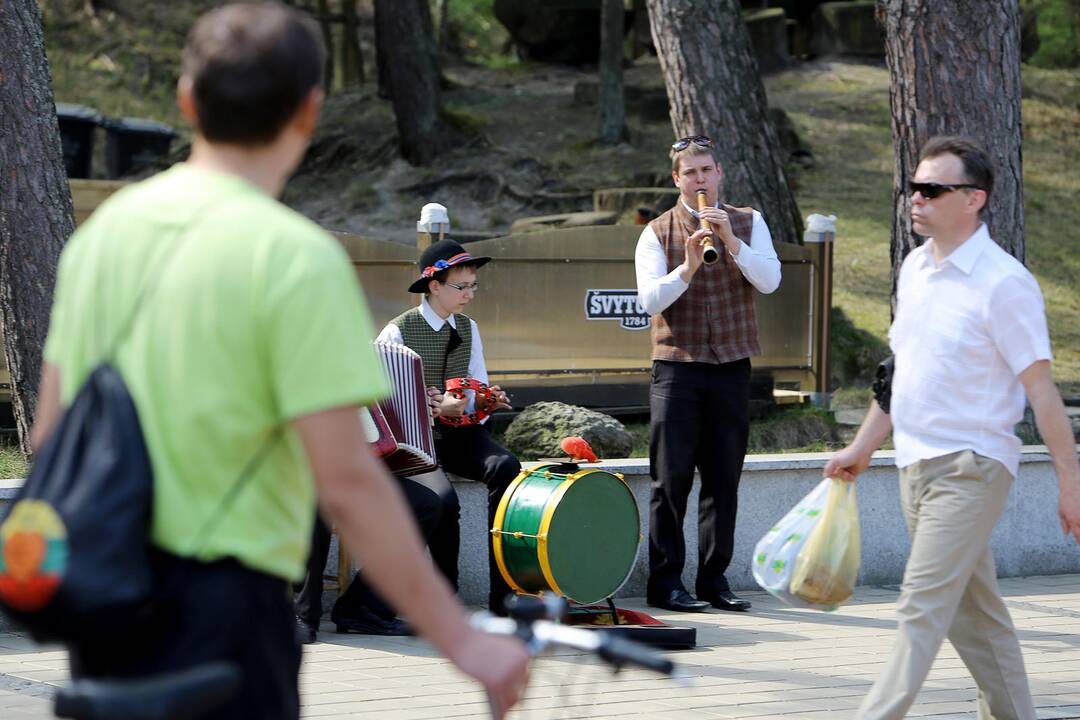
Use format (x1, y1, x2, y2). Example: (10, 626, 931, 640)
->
(584, 289, 650, 331)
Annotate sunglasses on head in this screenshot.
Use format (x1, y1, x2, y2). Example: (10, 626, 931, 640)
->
(908, 181, 982, 199)
(671, 135, 713, 152)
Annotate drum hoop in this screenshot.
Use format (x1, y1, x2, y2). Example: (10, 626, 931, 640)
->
(491, 466, 544, 597)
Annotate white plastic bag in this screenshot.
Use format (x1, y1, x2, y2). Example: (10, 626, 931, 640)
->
(752, 478, 831, 610)
(790, 479, 860, 609)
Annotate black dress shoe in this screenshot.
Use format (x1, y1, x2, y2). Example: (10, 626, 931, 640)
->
(295, 616, 317, 645)
(701, 590, 752, 612)
(647, 588, 710, 613)
(333, 607, 414, 636)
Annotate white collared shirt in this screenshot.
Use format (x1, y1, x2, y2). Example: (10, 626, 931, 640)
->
(634, 201, 781, 315)
(376, 297, 489, 417)
(889, 223, 1052, 477)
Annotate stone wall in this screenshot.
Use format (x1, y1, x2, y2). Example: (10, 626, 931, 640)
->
(3, 449, 1076, 611)
(455, 448, 1080, 603)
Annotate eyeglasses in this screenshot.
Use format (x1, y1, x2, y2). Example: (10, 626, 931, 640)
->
(671, 135, 713, 152)
(908, 181, 982, 199)
(444, 280, 479, 293)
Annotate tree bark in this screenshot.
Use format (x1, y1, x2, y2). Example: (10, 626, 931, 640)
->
(341, 0, 364, 85)
(0, 0, 75, 455)
(1073, 0, 1080, 63)
(645, 0, 802, 245)
(598, 0, 627, 144)
(438, 0, 450, 54)
(316, 0, 335, 92)
(881, 0, 1024, 311)
(374, 0, 445, 165)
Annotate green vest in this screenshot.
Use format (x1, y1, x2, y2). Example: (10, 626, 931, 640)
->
(392, 307, 473, 389)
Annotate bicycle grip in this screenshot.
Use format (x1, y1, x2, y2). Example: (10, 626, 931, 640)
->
(597, 635, 675, 676)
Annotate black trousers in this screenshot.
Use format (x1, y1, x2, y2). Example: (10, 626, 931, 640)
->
(295, 474, 443, 625)
(70, 550, 301, 720)
(432, 424, 520, 611)
(647, 358, 751, 599)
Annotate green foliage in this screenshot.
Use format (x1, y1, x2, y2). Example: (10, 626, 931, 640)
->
(348, 179, 378, 211)
(434, 0, 512, 62)
(613, 407, 842, 458)
(829, 306, 891, 389)
(748, 406, 840, 454)
(1026, 0, 1079, 69)
(0, 443, 28, 480)
(443, 104, 488, 136)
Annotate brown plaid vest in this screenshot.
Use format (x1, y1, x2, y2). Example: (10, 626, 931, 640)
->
(648, 201, 761, 364)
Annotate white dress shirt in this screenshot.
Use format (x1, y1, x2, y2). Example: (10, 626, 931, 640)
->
(376, 297, 489, 417)
(889, 224, 1052, 477)
(634, 202, 781, 316)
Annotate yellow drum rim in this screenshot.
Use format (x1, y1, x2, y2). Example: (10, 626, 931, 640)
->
(491, 467, 534, 596)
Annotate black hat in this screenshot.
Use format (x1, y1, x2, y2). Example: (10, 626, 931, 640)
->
(408, 239, 491, 294)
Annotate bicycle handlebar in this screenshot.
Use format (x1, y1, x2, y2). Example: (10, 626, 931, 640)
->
(469, 612, 676, 677)
(54, 660, 241, 720)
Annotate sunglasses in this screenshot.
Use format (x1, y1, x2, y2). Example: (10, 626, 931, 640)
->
(908, 181, 982, 199)
(444, 280, 480, 293)
(671, 135, 713, 152)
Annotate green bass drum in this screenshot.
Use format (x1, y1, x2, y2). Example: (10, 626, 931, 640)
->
(491, 464, 640, 605)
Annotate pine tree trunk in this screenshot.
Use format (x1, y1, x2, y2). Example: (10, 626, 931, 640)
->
(645, 0, 802, 245)
(374, 2, 390, 99)
(316, 0, 335, 92)
(881, 0, 1024, 310)
(598, 0, 627, 144)
(0, 0, 75, 455)
(342, 0, 363, 85)
(438, 0, 450, 54)
(374, 0, 444, 165)
(1072, 0, 1080, 64)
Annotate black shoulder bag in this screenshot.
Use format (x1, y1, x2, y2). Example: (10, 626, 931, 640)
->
(872, 355, 895, 414)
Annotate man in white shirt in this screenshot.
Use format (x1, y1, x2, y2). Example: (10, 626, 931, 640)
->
(635, 136, 781, 613)
(825, 135, 1080, 720)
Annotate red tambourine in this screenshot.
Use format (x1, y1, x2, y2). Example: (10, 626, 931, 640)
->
(438, 377, 500, 427)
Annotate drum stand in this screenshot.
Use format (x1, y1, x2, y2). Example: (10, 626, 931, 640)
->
(564, 597, 621, 625)
(558, 595, 697, 650)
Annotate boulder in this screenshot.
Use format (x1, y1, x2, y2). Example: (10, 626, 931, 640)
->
(504, 401, 633, 460)
(810, 1, 883, 58)
(495, 0, 623, 65)
(744, 8, 791, 74)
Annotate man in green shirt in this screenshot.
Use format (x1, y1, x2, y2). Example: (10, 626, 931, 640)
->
(31, 4, 528, 719)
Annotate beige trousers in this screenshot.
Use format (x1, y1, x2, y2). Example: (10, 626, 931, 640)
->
(857, 450, 1036, 720)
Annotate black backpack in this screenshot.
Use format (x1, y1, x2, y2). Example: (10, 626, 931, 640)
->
(0, 363, 155, 643)
(0, 207, 275, 644)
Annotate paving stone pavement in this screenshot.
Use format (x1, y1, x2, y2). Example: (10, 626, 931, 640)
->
(2, 575, 1080, 718)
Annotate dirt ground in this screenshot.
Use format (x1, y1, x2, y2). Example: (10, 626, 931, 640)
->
(283, 57, 678, 243)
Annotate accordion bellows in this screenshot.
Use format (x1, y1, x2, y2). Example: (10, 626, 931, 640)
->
(363, 341, 438, 477)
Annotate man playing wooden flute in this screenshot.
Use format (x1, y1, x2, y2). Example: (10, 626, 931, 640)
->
(635, 135, 781, 613)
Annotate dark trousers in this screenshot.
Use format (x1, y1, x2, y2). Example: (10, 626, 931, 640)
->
(647, 358, 750, 599)
(433, 424, 520, 611)
(295, 474, 443, 625)
(70, 550, 301, 720)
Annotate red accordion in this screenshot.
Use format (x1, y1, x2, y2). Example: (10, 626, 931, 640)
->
(361, 341, 438, 477)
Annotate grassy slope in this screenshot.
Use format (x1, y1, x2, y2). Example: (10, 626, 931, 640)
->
(767, 62, 1080, 395)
